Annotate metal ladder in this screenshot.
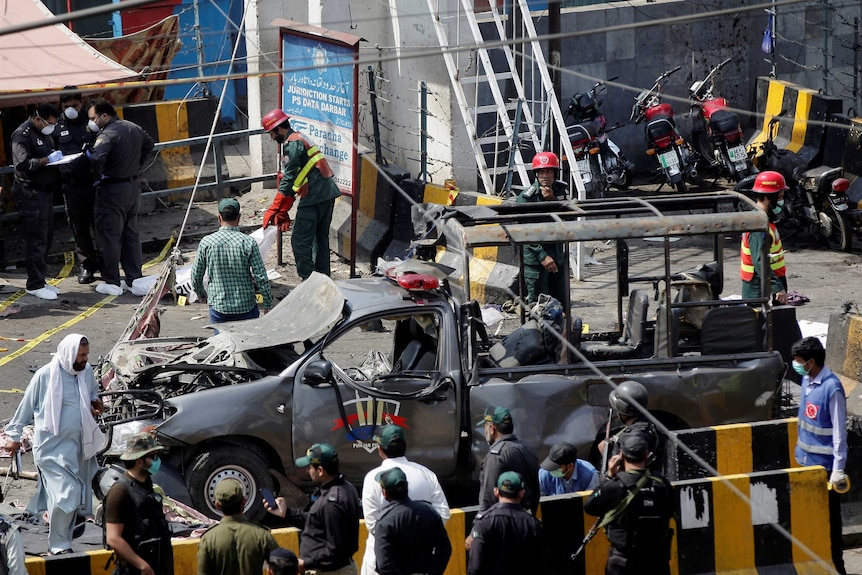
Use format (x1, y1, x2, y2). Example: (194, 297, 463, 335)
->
(425, 0, 584, 198)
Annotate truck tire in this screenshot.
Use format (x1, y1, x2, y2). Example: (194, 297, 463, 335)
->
(187, 445, 274, 520)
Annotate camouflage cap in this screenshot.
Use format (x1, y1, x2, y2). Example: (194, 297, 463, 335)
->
(476, 406, 512, 427)
(295, 443, 338, 468)
(215, 477, 245, 506)
(373, 425, 406, 449)
(496, 471, 525, 496)
(376, 466, 409, 493)
(119, 432, 165, 461)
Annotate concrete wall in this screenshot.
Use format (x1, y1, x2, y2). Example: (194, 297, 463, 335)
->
(245, 0, 861, 189)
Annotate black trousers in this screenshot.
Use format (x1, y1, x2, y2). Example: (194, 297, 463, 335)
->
(94, 181, 142, 285)
(62, 182, 100, 272)
(11, 184, 53, 290)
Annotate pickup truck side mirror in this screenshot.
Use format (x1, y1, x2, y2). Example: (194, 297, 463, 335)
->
(302, 360, 333, 386)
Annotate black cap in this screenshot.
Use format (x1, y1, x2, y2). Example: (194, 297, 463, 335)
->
(619, 432, 649, 460)
(540, 442, 577, 471)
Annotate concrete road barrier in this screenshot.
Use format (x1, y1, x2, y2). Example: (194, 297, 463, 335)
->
(26, 467, 833, 575)
(664, 418, 799, 481)
(747, 76, 842, 165)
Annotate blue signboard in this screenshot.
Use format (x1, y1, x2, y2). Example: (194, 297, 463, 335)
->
(281, 34, 356, 194)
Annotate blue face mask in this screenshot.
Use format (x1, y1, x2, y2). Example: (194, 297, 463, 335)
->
(147, 456, 161, 475)
(772, 201, 784, 215)
(792, 360, 809, 376)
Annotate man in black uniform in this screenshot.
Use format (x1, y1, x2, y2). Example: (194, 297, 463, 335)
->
(467, 471, 543, 575)
(598, 380, 660, 477)
(104, 432, 173, 575)
(10, 102, 64, 300)
(57, 89, 100, 284)
(265, 443, 360, 575)
(373, 467, 451, 575)
(476, 406, 540, 514)
(585, 433, 675, 575)
(86, 98, 154, 296)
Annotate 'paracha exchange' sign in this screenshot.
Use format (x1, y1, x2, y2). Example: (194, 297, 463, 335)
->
(278, 22, 360, 195)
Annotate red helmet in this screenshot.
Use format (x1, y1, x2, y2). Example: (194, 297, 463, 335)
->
(531, 151, 560, 171)
(751, 171, 788, 194)
(832, 177, 850, 193)
(262, 109, 290, 132)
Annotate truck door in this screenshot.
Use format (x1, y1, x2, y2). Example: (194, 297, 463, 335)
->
(292, 309, 461, 485)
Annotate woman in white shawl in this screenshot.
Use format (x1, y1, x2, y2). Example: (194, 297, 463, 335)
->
(4, 333, 105, 555)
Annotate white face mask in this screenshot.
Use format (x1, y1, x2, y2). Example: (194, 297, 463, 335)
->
(88, 119, 100, 133)
(64, 106, 79, 120)
(40, 123, 55, 136)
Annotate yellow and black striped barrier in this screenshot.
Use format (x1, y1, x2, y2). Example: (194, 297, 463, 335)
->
(119, 97, 222, 199)
(747, 76, 843, 165)
(26, 466, 833, 575)
(664, 418, 799, 481)
(826, 310, 862, 396)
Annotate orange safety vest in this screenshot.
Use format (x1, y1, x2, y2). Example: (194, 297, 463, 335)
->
(740, 223, 786, 281)
(285, 133, 334, 197)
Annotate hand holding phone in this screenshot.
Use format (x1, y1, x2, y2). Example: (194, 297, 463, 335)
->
(261, 488, 277, 509)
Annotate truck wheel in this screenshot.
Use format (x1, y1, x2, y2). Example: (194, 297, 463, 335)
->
(187, 445, 274, 520)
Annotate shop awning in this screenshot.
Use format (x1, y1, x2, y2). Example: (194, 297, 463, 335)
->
(0, 0, 139, 107)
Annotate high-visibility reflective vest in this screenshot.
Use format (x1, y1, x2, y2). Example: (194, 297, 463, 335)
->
(286, 133, 334, 197)
(740, 223, 785, 281)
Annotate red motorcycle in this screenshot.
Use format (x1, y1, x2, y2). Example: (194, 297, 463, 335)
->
(630, 66, 698, 193)
(689, 58, 754, 182)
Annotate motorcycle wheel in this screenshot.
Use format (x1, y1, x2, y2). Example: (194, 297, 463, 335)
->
(822, 203, 854, 252)
(613, 169, 632, 189)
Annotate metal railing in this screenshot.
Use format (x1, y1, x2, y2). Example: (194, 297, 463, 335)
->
(0, 127, 274, 222)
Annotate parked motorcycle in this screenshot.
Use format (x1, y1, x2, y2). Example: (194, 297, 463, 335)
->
(689, 57, 754, 182)
(736, 111, 853, 252)
(630, 66, 699, 193)
(565, 78, 632, 195)
(564, 117, 606, 199)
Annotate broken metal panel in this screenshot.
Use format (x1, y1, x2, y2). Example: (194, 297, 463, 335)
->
(219, 272, 346, 353)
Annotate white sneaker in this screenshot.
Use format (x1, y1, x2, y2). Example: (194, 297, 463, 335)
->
(95, 283, 123, 296)
(120, 280, 131, 292)
(45, 284, 61, 294)
(26, 287, 58, 300)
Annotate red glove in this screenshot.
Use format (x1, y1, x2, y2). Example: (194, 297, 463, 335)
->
(273, 212, 291, 232)
(263, 193, 294, 229)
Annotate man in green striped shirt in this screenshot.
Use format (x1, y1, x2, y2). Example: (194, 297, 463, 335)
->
(192, 198, 273, 325)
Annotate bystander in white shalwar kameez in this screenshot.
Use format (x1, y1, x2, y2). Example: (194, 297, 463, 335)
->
(5, 333, 105, 554)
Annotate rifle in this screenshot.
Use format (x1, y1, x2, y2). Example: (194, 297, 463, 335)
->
(571, 516, 602, 560)
(599, 407, 613, 480)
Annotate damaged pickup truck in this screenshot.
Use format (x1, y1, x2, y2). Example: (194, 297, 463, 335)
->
(99, 191, 788, 520)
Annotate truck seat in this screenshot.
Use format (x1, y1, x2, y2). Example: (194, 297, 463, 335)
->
(581, 289, 650, 361)
(700, 306, 762, 355)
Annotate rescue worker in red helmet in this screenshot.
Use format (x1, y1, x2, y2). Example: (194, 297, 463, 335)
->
(740, 170, 788, 305)
(515, 151, 569, 305)
(261, 109, 341, 280)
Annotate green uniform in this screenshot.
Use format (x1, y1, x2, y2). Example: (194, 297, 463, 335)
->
(196, 515, 279, 575)
(516, 180, 569, 304)
(740, 228, 786, 301)
(278, 135, 341, 279)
